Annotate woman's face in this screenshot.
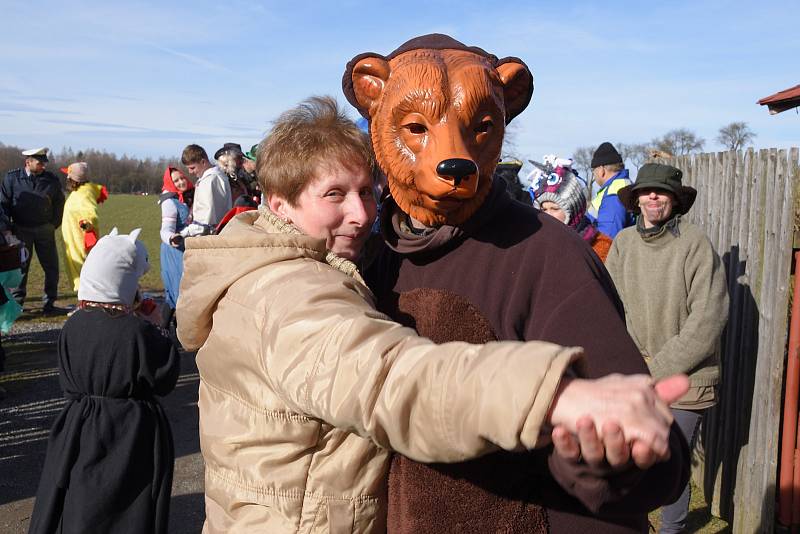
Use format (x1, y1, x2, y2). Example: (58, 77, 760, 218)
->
(171, 170, 190, 192)
(270, 162, 376, 261)
(539, 201, 567, 223)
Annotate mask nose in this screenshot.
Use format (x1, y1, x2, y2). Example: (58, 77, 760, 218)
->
(436, 158, 478, 186)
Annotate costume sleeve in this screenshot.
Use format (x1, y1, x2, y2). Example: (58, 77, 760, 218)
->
(524, 252, 690, 513)
(137, 320, 180, 397)
(261, 269, 582, 463)
(596, 194, 630, 238)
(160, 200, 178, 245)
(648, 235, 729, 379)
(547, 419, 690, 514)
(70, 189, 100, 230)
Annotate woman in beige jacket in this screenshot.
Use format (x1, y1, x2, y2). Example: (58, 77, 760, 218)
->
(177, 97, 686, 534)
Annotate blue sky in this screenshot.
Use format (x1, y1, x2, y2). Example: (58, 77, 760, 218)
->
(1, 0, 798, 168)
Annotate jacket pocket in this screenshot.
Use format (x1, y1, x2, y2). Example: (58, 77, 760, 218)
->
(309, 499, 355, 534)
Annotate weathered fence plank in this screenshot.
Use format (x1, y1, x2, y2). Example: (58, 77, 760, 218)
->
(666, 147, 799, 533)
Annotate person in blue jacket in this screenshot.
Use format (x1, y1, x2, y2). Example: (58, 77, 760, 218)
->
(587, 142, 634, 238)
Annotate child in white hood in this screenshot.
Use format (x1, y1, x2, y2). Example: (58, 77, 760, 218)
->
(29, 228, 179, 534)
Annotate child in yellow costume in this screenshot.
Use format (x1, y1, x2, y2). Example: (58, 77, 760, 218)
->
(60, 162, 108, 292)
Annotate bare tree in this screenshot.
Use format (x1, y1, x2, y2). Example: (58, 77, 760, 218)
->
(614, 142, 630, 164)
(572, 145, 596, 181)
(626, 143, 650, 170)
(651, 128, 705, 156)
(716, 121, 756, 152)
(501, 122, 521, 156)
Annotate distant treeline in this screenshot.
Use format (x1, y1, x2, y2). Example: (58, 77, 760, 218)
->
(0, 142, 179, 194)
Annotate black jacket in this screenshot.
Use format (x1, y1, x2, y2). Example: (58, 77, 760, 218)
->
(0, 168, 65, 230)
(28, 309, 180, 534)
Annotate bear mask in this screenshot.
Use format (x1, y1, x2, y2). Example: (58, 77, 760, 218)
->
(343, 34, 534, 227)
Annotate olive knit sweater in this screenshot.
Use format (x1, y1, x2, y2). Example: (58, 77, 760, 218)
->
(606, 218, 728, 407)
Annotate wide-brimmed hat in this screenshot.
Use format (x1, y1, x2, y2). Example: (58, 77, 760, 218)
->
(214, 142, 243, 160)
(618, 163, 697, 215)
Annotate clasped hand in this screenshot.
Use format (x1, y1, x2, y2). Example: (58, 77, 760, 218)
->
(547, 374, 689, 470)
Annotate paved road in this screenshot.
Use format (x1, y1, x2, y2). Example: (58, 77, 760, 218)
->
(0, 325, 205, 533)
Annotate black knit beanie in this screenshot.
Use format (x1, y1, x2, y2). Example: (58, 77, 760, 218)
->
(591, 142, 623, 168)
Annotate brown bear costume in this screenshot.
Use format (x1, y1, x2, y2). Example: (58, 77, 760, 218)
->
(344, 34, 689, 533)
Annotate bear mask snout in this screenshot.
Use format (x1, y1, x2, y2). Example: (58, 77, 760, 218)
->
(436, 158, 478, 186)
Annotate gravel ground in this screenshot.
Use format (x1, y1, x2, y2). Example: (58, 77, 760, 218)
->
(0, 317, 204, 533)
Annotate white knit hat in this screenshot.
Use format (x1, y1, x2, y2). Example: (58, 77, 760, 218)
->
(78, 228, 149, 307)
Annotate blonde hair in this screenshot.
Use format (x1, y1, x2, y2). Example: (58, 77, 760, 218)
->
(257, 96, 377, 205)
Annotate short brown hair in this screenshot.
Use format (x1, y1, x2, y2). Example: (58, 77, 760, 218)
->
(257, 96, 377, 205)
(181, 144, 209, 166)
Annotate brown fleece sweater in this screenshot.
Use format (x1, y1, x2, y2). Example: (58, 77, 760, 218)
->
(366, 179, 689, 534)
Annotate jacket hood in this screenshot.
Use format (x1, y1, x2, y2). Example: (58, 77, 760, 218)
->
(177, 206, 362, 349)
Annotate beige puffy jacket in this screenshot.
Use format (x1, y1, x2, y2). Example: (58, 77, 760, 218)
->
(177, 207, 582, 533)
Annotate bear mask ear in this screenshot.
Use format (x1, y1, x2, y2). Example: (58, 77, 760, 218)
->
(495, 59, 534, 124)
(350, 56, 391, 118)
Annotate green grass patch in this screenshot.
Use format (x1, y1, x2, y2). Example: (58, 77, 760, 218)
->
(649, 481, 730, 533)
(22, 194, 164, 308)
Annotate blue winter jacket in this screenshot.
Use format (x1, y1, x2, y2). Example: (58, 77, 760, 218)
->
(587, 169, 634, 238)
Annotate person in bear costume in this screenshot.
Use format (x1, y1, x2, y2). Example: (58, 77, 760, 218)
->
(344, 33, 689, 534)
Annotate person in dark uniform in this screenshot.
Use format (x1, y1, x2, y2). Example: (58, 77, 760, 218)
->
(0, 147, 65, 313)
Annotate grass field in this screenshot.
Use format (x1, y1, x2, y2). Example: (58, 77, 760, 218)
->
(23, 194, 164, 307)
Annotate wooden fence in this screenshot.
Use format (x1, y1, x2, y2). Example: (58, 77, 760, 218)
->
(665, 148, 800, 533)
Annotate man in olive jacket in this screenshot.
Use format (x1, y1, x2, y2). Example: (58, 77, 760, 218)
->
(606, 163, 729, 534)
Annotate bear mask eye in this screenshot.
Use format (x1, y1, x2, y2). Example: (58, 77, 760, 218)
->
(403, 122, 427, 135)
(475, 119, 493, 134)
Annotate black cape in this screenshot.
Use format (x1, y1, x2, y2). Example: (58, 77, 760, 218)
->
(29, 309, 179, 534)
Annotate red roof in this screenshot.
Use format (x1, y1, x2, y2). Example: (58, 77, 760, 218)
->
(758, 84, 800, 114)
